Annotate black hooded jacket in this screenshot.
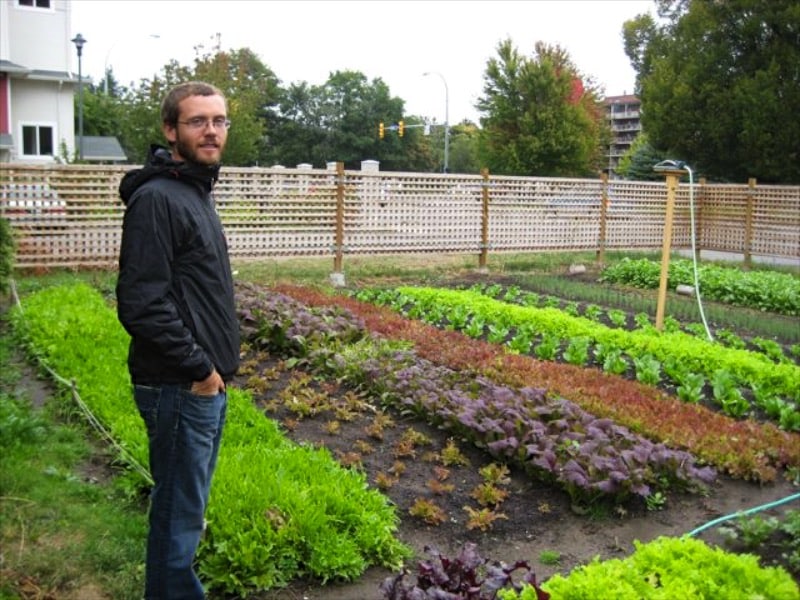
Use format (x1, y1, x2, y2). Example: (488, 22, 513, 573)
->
(116, 145, 239, 385)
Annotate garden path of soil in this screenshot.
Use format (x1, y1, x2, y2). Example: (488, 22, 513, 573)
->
(236, 350, 799, 600)
(6, 296, 798, 600)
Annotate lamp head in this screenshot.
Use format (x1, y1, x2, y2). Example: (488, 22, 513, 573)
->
(71, 33, 87, 56)
(653, 159, 688, 175)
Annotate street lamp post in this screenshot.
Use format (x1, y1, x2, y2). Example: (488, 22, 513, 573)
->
(71, 33, 86, 161)
(423, 71, 449, 173)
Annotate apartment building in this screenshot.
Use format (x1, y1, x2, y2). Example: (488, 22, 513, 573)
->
(0, 0, 79, 163)
(604, 94, 641, 177)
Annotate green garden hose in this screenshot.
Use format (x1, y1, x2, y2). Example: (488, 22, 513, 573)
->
(687, 492, 800, 537)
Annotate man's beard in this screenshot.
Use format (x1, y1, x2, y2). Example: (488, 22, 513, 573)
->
(174, 133, 222, 167)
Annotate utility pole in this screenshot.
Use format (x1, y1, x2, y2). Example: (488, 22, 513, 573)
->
(423, 71, 449, 173)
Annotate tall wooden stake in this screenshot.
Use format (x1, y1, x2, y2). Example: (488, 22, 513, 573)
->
(655, 170, 684, 330)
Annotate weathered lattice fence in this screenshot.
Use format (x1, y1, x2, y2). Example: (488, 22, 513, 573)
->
(695, 178, 800, 264)
(1, 163, 798, 269)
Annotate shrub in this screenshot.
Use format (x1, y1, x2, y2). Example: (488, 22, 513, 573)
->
(0, 216, 15, 294)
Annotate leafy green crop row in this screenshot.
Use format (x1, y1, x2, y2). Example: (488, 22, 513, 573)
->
(498, 536, 799, 600)
(490, 271, 800, 345)
(381, 287, 800, 415)
(9, 282, 409, 596)
(235, 284, 714, 506)
(600, 257, 800, 316)
(454, 282, 800, 429)
(465, 281, 800, 366)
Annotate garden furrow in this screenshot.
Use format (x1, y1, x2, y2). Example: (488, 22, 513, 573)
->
(275, 284, 800, 482)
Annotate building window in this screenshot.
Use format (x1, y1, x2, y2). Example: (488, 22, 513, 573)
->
(18, 0, 52, 7)
(22, 125, 54, 156)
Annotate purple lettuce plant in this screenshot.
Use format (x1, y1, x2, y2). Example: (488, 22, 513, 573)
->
(237, 283, 716, 506)
(236, 282, 365, 355)
(380, 543, 549, 600)
(365, 356, 715, 505)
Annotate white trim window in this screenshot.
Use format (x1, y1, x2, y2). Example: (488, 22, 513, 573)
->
(17, 0, 52, 9)
(21, 124, 55, 157)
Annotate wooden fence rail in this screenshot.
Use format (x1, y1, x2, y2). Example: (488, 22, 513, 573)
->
(1, 163, 798, 270)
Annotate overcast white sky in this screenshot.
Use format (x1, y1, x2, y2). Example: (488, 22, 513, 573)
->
(69, 0, 654, 124)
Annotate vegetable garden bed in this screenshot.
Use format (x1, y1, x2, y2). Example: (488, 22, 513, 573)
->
(6, 254, 799, 599)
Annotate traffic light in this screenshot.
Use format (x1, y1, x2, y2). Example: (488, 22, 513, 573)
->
(398, 120, 404, 137)
(379, 122, 384, 139)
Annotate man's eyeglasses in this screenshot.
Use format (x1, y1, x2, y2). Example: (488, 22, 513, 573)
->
(177, 117, 231, 130)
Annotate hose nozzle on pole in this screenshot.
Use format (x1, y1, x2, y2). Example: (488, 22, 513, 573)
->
(653, 160, 689, 330)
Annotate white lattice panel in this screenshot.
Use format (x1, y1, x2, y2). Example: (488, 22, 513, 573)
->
(1, 164, 797, 268)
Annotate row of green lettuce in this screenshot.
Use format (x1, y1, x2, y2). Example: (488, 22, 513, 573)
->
(500, 536, 799, 600)
(384, 535, 798, 600)
(9, 281, 798, 598)
(355, 286, 800, 431)
(246, 285, 797, 599)
(8, 282, 410, 596)
(237, 282, 715, 507)
(599, 257, 800, 316)
(464, 281, 799, 366)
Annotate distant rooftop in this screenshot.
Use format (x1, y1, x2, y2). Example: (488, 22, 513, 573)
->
(604, 94, 639, 104)
(81, 136, 127, 162)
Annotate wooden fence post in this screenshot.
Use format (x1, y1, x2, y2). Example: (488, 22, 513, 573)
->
(331, 161, 345, 283)
(3, 163, 797, 268)
(744, 177, 756, 269)
(597, 172, 608, 265)
(479, 168, 490, 269)
(655, 168, 686, 331)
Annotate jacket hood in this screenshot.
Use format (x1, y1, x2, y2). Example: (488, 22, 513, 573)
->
(119, 144, 221, 206)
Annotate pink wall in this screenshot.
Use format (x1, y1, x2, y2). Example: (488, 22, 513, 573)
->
(0, 74, 8, 134)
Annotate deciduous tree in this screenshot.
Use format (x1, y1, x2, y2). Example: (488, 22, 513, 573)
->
(265, 70, 429, 171)
(192, 48, 280, 166)
(476, 39, 608, 177)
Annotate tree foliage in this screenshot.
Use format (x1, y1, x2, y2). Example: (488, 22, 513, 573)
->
(447, 122, 482, 174)
(622, 13, 661, 93)
(263, 70, 428, 170)
(476, 39, 608, 177)
(615, 133, 667, 180)
(317, 71, 396, 168)
(624, 0, 800, 183)
(192, 48, 281, 166)
(0, 214, 14, 294)
(80, 52, 439, 170)
(263, 80, 322, 168)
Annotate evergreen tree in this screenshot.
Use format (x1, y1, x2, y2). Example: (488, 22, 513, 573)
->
(624, 0, 800, 182)
(616, 134, 666, 180)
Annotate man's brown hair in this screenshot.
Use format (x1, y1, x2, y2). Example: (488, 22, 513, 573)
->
(160, 81, 226, 126)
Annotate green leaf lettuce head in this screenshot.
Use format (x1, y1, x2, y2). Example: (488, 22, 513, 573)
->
(540, 535, 799, 599)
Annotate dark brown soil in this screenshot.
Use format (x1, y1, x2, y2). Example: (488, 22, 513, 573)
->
(5, 279, 797, 600)
(233, 351, 799, 600)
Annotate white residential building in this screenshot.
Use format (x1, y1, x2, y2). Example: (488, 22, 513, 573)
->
(0, 0, 80, 163)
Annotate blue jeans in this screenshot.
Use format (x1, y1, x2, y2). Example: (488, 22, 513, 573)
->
(134, 384, 227, 600)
